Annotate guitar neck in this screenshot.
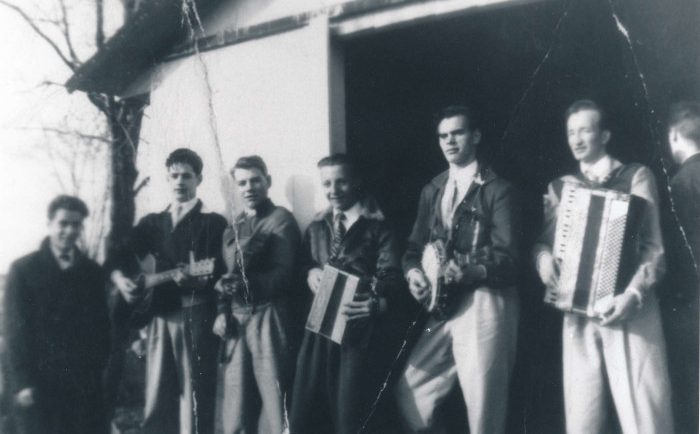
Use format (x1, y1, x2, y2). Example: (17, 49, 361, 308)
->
(143, 268, 184, 289)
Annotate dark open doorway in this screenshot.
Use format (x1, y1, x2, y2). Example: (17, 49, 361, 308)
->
(342, 0, 699, 432)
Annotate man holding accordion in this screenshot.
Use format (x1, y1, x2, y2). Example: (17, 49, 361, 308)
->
(395, 105, 520, 434)
(533, 99, 673, 434)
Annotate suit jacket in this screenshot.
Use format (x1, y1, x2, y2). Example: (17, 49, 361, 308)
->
(108, 199, 228, 315)
(403, 164, 520, 291)
(217, 198, 301, 311)
(302, 199, 403, 307)
(671, 153, 700, 264)
(4, 239, 110, 394)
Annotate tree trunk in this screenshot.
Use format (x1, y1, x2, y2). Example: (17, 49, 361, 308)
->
(105, 95, 147, 262)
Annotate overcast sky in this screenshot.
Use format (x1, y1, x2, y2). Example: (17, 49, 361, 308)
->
(0, 1, 121, 272)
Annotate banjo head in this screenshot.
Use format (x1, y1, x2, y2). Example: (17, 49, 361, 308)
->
(421, 241, 446, 312)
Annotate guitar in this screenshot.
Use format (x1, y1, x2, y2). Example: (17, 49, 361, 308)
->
(117, 254, 216, 328)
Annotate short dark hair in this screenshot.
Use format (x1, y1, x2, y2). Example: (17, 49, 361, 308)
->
(565, 99, 609, 131)
(47, 195, 89, 220)
(317, 153, 356, 177)
(434, 105, 480, 132)
(668, 101, 700, 144)
(230, 155, 269, 178)
(165, 148, 203, 176)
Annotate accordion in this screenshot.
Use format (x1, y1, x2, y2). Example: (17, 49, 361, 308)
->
(305, 265, 366, 344)
(547, 182, 642, 318)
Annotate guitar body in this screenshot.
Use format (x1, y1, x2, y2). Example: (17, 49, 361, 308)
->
(113, 254, 215, 329)
(126, 255, 158, 329)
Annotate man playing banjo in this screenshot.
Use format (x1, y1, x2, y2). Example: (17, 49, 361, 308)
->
(395, 105, 520, 434)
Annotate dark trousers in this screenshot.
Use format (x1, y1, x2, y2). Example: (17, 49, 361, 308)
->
(289, 328, 373, 434)
(14, 369, 107, 434)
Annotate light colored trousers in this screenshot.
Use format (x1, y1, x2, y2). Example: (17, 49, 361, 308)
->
(142, 303, 218, 434)
(395, 286, 519, 434)
(563, 297, 674, 434)
(219, 302, 290, 434)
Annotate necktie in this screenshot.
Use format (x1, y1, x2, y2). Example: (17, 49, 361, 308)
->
(58, 252, 72, 269)
(173, 204, 184, 226)
(330, 212, 346, 258)
(444, 179, 459, 228)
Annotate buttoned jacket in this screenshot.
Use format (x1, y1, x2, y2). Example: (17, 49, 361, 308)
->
(403, 164, 520, 291)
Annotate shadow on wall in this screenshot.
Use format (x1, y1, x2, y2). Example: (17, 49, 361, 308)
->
(286, 175, 317, 231)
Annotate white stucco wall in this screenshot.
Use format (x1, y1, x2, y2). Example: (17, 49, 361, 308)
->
(137, 18, 338, 230)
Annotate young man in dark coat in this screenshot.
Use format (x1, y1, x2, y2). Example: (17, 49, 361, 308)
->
(665, 101, 700, 434)
(109, 148, 227, 434)
(213, 155, 301, 434)
(395, 105, 520, 434)
(4, 195, 110, 434)
(289, 154, 403, 434)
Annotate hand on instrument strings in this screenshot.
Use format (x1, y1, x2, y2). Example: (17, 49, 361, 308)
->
(537, 251, 560, 289)
(111, 270, 143, 304)
(407, 268, 429, 303)
(15, 388, 34, 408)
(445, 261, 485, 285)
(600, 292, 640, 326)
(215, 275, 246, 296)
(341, 292, 380, 321)
(212, 313, 229, 338)
(173, 267, 197, 287)
(544, 286, 559, 304)
(307, 268, 323, 294)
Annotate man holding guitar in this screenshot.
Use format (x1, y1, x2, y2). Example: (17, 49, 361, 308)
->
(395, 105, 520, 434)
(109, 148, 227, 434)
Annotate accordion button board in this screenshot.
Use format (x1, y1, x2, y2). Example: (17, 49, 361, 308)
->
(550, 182, 639, 318)
(305, 265, 363, 344)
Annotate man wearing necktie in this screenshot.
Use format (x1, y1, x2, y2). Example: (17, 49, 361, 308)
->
(396, 105, 520, 434)
(533, 99, 673, 433)
(4, 195, 110, 434)
(108, 148, 227, 434)
(289, 154, 403, 434)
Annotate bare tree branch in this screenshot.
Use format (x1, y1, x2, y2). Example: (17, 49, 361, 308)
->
(95, 0, 105, 48)
(38, 79, 69, 89)
(57, 0, 80, 64)
(87, 92, 110, 115)
(133, 176, 150, 196)
(17, 126, 110, 144)
(0, 0, 79, 71)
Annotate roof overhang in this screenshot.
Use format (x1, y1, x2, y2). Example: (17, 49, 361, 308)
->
(67, 0, 545, 96)
(65, 0, 223, 95)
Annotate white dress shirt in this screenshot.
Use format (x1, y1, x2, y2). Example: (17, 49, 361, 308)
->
(51, 245, 75, 270)
(580, 154, 620, 184)
(441, 160, 479, 228)
(334, 200, 362, 232)
(171, 197, 199, 227)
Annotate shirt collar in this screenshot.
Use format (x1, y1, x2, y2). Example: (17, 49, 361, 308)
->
(171, 197, 199, 217)
(448, 160, 479, 191)
(580, 154, 621, 182)
(50, 243, 76, 269)
(334, 200, 362, 230)
(243, 198, 273, 218)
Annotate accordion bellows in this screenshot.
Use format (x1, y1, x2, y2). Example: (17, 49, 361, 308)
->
(548, 183, 642, 318)
(306, 265, 363, 344)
